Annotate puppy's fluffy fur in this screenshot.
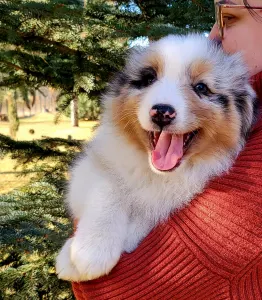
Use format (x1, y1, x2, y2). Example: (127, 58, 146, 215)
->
(56, 34, 257, 281)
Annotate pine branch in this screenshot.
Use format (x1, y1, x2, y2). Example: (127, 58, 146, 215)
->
(0, 60, 23, 71)
(0, 28, 81, 55)
(0, 182, 74, 299)
(0, 134, 83, 164)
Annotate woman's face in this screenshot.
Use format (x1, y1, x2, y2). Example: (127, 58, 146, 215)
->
(210, 0, 262, 76)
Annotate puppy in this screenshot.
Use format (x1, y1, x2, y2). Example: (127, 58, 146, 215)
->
(56, 34, 257, 282)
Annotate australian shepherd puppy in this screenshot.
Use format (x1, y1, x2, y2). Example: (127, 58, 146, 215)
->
(56, 34, 257, 282)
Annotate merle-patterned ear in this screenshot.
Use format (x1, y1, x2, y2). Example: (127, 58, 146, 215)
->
(252, 96, 260, 126)
(233, 90, 258, 140)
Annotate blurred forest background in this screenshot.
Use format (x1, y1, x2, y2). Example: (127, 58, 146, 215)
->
(0, 0, 213, 298)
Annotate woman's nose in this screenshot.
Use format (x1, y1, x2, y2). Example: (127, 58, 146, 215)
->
(209, 23, 220, 41)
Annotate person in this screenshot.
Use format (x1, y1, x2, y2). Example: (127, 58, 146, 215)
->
(72, 1, 262, 299)
(210, 0, 262, 77)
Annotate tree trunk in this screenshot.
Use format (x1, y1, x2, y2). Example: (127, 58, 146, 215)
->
(71, 94, 79, 127)
(7, 90, 19, 139)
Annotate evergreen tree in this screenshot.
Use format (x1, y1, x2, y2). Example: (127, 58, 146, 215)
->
(0, 0, 213, 122)
(0, 134, 82, 299)
(0, 0, 129, 123)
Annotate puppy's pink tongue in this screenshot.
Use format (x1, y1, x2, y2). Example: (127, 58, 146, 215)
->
(151, 132, 183, 171)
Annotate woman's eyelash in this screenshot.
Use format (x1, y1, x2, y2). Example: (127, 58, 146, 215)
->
(223, 15, 235, 21)
(222, 14, 237, 25)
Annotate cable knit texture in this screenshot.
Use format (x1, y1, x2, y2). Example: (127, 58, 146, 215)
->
(72, 72, 262, 300)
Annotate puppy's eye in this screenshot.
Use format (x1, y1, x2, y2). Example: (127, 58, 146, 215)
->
(131, 67, 157, 89)
(193, 82, 210, 96)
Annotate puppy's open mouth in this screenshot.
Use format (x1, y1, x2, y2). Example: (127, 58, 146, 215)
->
(149, 130, 199, 171)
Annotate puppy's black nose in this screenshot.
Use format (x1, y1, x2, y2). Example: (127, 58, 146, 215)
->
(150, 104, 176, 128)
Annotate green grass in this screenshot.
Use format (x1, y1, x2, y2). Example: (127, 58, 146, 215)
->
(0, 112, 97, 193)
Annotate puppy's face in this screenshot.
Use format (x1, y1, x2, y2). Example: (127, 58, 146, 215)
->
(106, 35, 256, 173)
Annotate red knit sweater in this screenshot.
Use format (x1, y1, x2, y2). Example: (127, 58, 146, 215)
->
(72, 72, 262, 300)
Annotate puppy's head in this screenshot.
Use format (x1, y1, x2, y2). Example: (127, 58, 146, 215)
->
(104, 34, 257, 173)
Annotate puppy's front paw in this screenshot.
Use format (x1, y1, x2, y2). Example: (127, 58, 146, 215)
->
(70, 234, 122, 281)
(56, 238, 83, 282)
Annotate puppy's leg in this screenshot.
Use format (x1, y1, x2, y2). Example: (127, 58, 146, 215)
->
(56, 182, 128, 282)
(56, 238, 82, 281)
(71, 205, 128, 281)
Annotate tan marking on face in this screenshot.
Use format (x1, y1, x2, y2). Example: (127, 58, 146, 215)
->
(189, 60, 213, 83)
(111, 94, 148, 152)
(182, 87, 241, 164)
(193, 107, 241, 163)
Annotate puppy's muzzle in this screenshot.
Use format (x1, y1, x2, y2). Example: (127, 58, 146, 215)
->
(150, 104, 176, 128)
